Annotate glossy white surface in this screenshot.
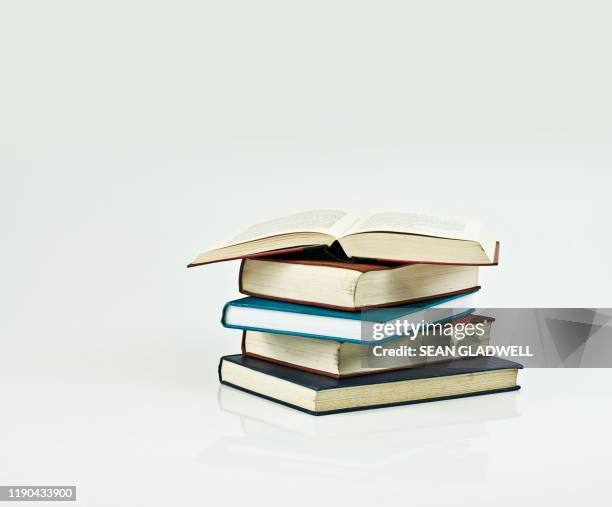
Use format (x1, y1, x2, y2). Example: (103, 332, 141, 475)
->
(1, 328, 611, 506)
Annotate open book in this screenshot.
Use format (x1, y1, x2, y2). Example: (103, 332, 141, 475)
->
(188, 210, 499, 267)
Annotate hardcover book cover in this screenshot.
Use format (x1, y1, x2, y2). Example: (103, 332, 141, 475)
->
(238, 255, 482, 311)
(221, 291, 478, 343)
(219, 354, 522, 415)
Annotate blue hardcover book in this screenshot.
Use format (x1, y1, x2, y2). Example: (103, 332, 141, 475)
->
(219, 354, 522, 415)
(221, 290, 478, 344)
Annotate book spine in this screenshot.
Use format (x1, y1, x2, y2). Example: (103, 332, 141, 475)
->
(220, 301, 231, 326)
(238, 258, 246, 294)
(240, 331, 246, 355)
(217, 357, 225, 383)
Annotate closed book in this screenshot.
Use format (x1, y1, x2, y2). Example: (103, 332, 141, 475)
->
(241, 314, 493, 378)
(219, 354, 522, 415)
(221, 291, 478, 344)
(239, 257, 480, 311)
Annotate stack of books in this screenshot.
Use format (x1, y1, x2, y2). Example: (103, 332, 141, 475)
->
(189, 210, 522, 415)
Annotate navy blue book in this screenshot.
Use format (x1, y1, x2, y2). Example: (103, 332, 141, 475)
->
(219, 354, 522, 416)
(221, 290, 478, 344)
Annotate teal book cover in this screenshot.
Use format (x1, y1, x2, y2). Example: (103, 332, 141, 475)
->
(221, 290, 478, 344)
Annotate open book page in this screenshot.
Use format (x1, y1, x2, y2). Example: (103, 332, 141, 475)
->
(215, 210, 358, 248)
(344, 212, 486, 243)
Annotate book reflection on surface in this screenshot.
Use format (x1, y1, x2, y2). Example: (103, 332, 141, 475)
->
(197, 385, 519, 479)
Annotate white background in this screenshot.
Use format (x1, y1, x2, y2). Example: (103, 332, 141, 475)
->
(1, 1, 611, 505)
